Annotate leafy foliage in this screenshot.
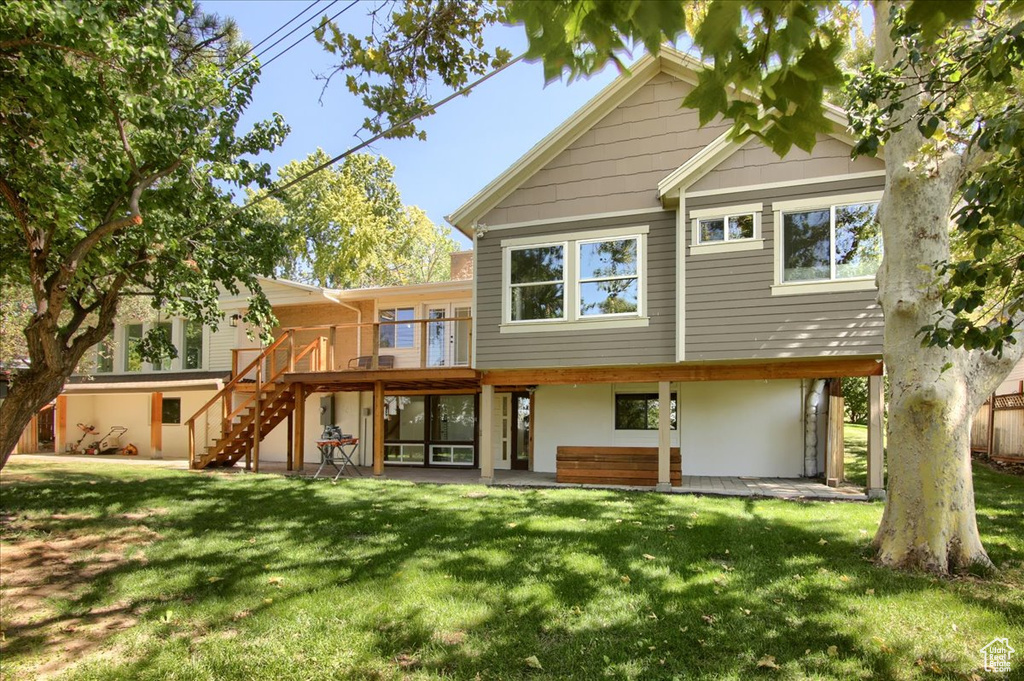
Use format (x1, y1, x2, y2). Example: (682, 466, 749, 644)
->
(0, 0, 289, 460)
(255, 150, 457, 289)
(315, 0, 513, 140)
(845, 2, 1024, 354)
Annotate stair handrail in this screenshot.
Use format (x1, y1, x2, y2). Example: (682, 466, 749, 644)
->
(186, 329, 295, 467)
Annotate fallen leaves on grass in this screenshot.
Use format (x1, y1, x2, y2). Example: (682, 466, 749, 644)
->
(524, 655, 543, 669)
(756, 655, 780, 669)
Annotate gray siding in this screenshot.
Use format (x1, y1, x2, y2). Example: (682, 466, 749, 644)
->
(684, 176, 885, 361)
(481, 73, 732, 226)
(476, 212, 677, 368)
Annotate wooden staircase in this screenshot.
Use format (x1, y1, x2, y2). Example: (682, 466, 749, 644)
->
(187, 330, 324, 471)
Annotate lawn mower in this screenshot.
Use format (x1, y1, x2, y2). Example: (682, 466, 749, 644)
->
(85, 425, 128, 455)
(66, 423, 97, 454)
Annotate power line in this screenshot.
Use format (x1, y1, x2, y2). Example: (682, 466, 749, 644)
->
(253, 0, 358, 73)
(227, 0, 342, 79)
(239, 0, 325, 63)
(232, 52, 527, 217)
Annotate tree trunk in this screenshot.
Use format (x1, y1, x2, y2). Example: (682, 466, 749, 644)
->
(0, 369, 68, 468)
(870, 1, 1022, 571)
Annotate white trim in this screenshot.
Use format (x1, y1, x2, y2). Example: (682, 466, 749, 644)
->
(676, 191, 686, 362)
(685, 170, 887, 199)
(689, 202, 763, 220)
(658, 131, 738, 199)
(501, 229, 648, 328)
(503, 240, 569, 324)
(689, 239, 765, 256)
(471, 233, 479, 368)
(500, 224, 650, 248)
(499, 317, 650, 334)
(771, 279, 877, 296)
(575, 234, 642, 320)
(771, 190, 884, 214)
(481, 207, 669, 233)
(772, 190, 884, 289)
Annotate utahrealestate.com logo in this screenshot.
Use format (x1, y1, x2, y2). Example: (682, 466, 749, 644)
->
(981, 638, 1015, 674)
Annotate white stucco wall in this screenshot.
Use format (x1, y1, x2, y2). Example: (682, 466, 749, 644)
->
(258, 390, 364, 464)
(532, 380, 804, 477)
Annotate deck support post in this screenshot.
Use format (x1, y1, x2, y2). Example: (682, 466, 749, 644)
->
(867, 374, 886, 499)
(55, 395, 67, 454)
(294, 383, 305, 471)
(151, 392, 163, 459)
(286, 411, 293, 472)
(479, 383, 494, 484)
(656, 381, 671, 492)
(373, 381, 385, 476)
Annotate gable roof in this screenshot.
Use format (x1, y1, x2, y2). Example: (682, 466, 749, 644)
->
(448, 45, 864, 233)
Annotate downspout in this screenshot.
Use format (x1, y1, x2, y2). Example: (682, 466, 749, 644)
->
(804, 379, 827, 477)
(330, 294, 363, 356)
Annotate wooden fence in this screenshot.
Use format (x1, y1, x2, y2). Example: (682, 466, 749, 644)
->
(971, 392, 1024, 463)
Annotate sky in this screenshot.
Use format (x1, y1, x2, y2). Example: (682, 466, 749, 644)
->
(203, 0, 625, 249)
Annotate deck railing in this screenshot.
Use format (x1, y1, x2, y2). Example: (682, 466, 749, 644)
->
(231, 316, 473, 375)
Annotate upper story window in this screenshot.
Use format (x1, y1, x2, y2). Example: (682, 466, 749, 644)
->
(689, 203, 764, 255)
(777, 194, 881, 284)
(124, 323, 144, 372)
(578, 238, 639, 317)
(510, 245, 565, 321)
(96, 334, 114, 373)
(152, 321, 172, 371)
(502, 226, 648, 331)
(183, 320, 203, 370)
(379, 307, 415, 348)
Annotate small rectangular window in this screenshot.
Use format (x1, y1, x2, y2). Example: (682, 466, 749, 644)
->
(161, 397, 182, 425)
(124, 324, 143, 372)
(698, 212, 756, 244)
(614, 393, 677, 431)
(183, 320, 203, 370)
(509, 245, 565, 321)
(379, 308, 415, 348)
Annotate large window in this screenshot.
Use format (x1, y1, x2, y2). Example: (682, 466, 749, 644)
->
(384, 394, 476, 466)
(578, 238, 639, 317)
(504, 228, 646, 326)
(183, 320, 203, 370)
(510, 245, 565, 321)
(124, 324, 143, 372)
(780, 200, 881, 283)
(614, 393, 677, 431)
(379, 308, 415, 348)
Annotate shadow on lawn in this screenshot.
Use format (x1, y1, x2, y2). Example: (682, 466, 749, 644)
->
(1, 465, 1020, 679)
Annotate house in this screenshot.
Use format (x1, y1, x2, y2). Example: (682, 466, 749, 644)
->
(26, 47, 888, 496)
(449, 46, 887, 495)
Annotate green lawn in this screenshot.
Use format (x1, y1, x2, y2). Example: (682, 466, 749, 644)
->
(1, 442, 1022, 680)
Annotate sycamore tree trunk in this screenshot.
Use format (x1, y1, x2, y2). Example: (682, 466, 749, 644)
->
(871, 1, 1022, 573)
(0, 367, 69, 465)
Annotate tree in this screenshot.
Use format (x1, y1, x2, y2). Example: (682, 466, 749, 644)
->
(841, 377, 868, 425)
(255, 150, 458, 289)
(320, 0, 1024, 573)
(0, 0, 289, 466)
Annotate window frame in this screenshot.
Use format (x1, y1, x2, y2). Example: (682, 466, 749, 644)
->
(575, 235, 642, 319)
(507, 240, 568, 323)
(182, 319, 204, 370)
(613, 392, 678, 431)
(123, 323, 144, 373)
(161, 397, 182, 425)
(500, 225, 649, 331)
(688, 203, 764, 255)
(771, 191, 883, 296)
(378, 307, 416, 349)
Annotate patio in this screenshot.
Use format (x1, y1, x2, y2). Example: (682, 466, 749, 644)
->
(276, 463, 870, 501)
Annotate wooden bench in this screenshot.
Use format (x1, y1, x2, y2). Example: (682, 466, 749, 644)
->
(556, 446, 682, 487)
